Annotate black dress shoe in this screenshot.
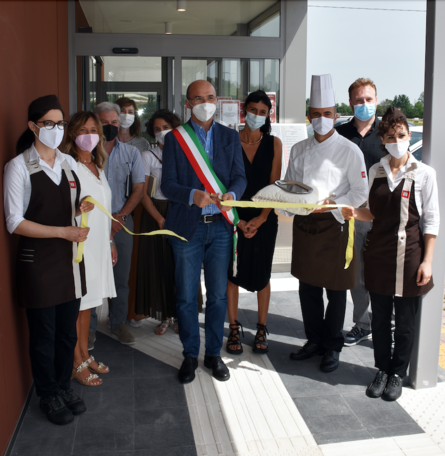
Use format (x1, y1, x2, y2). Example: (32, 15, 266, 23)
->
(204, 355, 230, 382)
(320, 350, 340, 372)
(382, 374, 403, 401)
(60, 388, 86, 415)
(290, 341, 325, 360)
(40, 394, 74, 425)
(178, 356, 198, 384)
(366, 371, 388, 398)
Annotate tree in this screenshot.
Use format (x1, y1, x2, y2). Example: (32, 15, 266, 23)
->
(337, 103, 353, 116)
(418, 91, 424, 106)
(376, 99, 392, 116)
(392, 94, 413, 118)
(412, 101, 424, 118)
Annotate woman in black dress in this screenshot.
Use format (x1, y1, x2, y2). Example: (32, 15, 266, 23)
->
(226, 90, 282, 354)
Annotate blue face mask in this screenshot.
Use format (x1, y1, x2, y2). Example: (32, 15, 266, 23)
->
(246, 112, 267, 131)
(353, 102, 376, 121)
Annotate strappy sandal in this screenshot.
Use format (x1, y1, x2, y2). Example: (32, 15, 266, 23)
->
(154, 319, 171, 335)
(253, 323, 269, 354)
(86, 355, 109, 374)
(226, 320, 244, 355)
(72, 360, 102, 386)
(174, 318, 179, 334)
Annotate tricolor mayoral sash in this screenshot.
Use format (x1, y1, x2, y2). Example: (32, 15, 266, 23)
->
(172, 123, 239, 275)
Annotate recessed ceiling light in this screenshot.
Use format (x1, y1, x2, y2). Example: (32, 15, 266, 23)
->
(120, 20, 134, 23)
(177, 0, 186, 11)
(165, 22, 172, 34)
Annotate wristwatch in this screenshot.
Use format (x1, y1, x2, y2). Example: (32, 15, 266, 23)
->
(121, 214, 127, 222)
(110, 239, 116, 246)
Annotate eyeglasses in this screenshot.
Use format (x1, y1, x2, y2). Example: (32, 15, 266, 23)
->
(36, 120, 68, 130)
(187, 95, 216, 104)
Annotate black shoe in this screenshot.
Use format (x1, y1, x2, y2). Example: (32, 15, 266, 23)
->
(344, 325, 372, 346)
(40, 394, 74, 425)
(60, 388, 86, 415)
(204, 355, 230, 382)
(290, 341, 325, 360)
(366, 371, 389, 398)
(320, 350, 340, 372)
(178, 356, 198, 384)
(382, 374, 403, 401)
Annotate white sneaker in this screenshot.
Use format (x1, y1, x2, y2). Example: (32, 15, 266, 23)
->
(129, 318, 143, 328)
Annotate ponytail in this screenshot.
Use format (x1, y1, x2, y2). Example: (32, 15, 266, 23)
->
(16, 128, 36, 155)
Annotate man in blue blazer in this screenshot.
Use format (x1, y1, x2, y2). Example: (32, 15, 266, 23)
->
(161, 80, 247, 384)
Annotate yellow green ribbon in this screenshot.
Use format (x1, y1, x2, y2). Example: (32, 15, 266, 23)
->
(75, 196, 187, 263)
(220, 200, 355, 269)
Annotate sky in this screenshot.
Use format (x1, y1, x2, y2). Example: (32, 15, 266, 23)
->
(306, 0, 427, 105)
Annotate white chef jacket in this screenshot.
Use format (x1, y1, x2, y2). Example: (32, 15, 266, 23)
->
(368, 153, 440, 236)
(284, 130, 368, 223)
(3, 144, 78, 234)
(141, 146, 166, 200)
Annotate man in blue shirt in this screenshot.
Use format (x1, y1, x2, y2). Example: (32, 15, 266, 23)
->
(89, 102, 145, 346)
(162, 80, 247, 384)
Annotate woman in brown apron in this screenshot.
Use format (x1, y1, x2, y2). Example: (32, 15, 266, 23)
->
(3, 95, 94, 425)
(343, 108, 439, 401)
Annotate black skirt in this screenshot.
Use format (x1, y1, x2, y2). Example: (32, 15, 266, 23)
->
(135, 199, 202, 319)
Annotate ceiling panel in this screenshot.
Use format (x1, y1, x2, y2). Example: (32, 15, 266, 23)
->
(79, 0, 278, 35)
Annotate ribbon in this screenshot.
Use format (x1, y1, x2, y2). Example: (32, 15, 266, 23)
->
(220, 200, 355, 269)
(74, 196, 187, 263)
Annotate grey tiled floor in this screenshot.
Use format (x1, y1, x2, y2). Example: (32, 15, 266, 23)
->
(223, 289, 426, 446)
(10, 332, 197, 456)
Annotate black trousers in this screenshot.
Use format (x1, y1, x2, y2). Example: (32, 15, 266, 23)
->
(26, 299, 80, 398)
(370, 293, 420, 378)
(299, 281, 346, 352)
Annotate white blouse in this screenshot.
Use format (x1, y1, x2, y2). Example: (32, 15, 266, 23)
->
(141, 146, 166, 200)
(368, 153, 440, 236)
(3, 144, 78, 234)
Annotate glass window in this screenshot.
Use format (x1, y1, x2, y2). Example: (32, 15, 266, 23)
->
(182, 58, 280, 126)
(103, 57, 162, 82)
(78, 0, 280, 37)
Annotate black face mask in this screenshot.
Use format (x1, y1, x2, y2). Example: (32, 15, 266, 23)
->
(102, 124, 118, 142)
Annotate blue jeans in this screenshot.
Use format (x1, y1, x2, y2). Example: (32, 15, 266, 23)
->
(170, 220, 232, 358)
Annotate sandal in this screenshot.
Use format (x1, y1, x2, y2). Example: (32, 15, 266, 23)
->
(253, 323, 269, 354)
(226, 320, 244, 355)
(174, 318, 179, 334)
(155, 319, 171, 335)
(86, 355, 109, 374)
(72, 360, 102, 386)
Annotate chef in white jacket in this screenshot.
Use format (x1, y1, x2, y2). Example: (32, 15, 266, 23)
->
(286, 74, 368, 372)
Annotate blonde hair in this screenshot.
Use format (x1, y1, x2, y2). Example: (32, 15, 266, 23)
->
(65, 111, 107, 170)
(348, 78, 377, 99)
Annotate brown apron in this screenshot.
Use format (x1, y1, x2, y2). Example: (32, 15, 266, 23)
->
(16, 149, 86, 308)
(364, 164, 433, 297)
(291, 212, 357, 290)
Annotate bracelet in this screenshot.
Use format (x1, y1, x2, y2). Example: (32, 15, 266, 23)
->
(110, 239, 116, 246)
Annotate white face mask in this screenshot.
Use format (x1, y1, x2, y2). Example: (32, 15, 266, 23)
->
(385, 140, 410, 159)
(33, 124, 64, 149)
(311, 116, 334, 135)
(190, 102, 216, 122)
(245, 112, 267, 131)
(119, 113, 135, 130)
(155, 129, 171, 145)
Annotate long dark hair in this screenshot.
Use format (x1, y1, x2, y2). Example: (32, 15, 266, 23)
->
(16, 108, 64, 155)
(244, 90, 272, 134)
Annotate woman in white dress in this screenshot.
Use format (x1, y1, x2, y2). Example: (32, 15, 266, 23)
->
(65, 112, 117, 386)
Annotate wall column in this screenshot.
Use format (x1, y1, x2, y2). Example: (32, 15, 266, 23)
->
(279, 0, 308, 123)
(409, 0, 445, 390)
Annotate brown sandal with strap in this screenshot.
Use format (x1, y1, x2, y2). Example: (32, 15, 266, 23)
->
(72, 360, 102, 386)
(253, 323, 269, 354)
(226, 320, 244, 355)
(86, 355, 109, 374)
